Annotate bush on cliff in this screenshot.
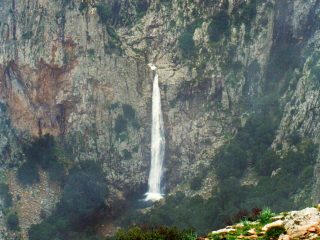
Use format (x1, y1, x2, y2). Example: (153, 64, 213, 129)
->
(208, 11, 230, 42)
(17, 134, 66, 185)
(179, 30, 195, 58)
(179, 20, 203, 58)
(96, 3, 111, 24)
(6, 211, 19, 231)
(0, 183, 13, 208)
(17, 161, 40, 185)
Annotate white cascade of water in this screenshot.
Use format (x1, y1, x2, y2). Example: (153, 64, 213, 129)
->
(145, 64, 166, 202)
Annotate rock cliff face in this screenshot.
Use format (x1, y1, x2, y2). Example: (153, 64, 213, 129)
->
(0, 0, 320, 236)
(0, 0, 272, 194)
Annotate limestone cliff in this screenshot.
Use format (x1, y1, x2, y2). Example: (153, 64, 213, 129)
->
(0, 0, 320, 237)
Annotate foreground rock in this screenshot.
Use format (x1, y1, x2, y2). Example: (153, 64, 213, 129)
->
(208, 207, 320, 240)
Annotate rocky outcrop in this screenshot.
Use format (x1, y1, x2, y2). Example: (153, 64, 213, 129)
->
(209, 206, 320, 240)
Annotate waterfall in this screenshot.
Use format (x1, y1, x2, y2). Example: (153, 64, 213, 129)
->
(145, 64, 165, 202)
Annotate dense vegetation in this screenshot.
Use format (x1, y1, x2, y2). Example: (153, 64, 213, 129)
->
(208, 11, 230, 42)
(17, 135, 65, 185)
(29, 161, 108, 240)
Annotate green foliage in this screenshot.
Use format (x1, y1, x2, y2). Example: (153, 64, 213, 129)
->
(214, 142, 248, 180)
(0, 183, 12, 208)
(62, 0, 72, 7)
(159, 0, 171, 4)
(258, 208, 275, 224)
(47, 161, 65, 183)
(114, 104, 140, 139)
(122, 149, 132, 160)
(179, 30, 195, 58)
(87, 49, 95, 61)
(232, 0, 258, 26)
(29, 162, 107, 240)
(179, 19, 203, 58)
(122, 104, 140, 129)
(59, 162, 107, 221)
(310, 65, 320, 82)
(79, 1, 89, 14)
(6, 211, 19, 231)
(17, 135, 66, 185)
(17, 161, 40, 185)
(122, 104, 136, 120)
(115, 115, 128, 137)
(114, 226, 197, 240)
(105, 25, 123, 55)
(190, 175, 203, 191)
(28, 222, 57, 240)
(22, 31, 33, 40)
(134, 0, 149, 19)
(265, 226, 286, 239)
(96, 3, 111, 24)
(208, 11, 230, 42)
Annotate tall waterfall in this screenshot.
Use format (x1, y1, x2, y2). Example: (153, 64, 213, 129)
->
(145, 64, 166, 202)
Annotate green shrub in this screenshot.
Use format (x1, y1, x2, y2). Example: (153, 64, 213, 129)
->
(79, 1, 89, 13)
(122, 104, 136, 120)
(208, 11, 230, 42)
(47, 161, 65, 183)
(29, 162, 108, 240)
(0, 183, 13, 208)
(115, 115, 127, 137)
(258, 208, 275, 224)
(22, 31, 33, 40)
(122, 149, 132, 160)
(178, 19, 203, 58)
(29, 222, 58, 240)
(87, 49, 95, 61)
(215, 142, 248, 180)
(265, 226, 286, 239)
(62, 0, 72, 7)
(255, 150, 280, 176)
(190, 175, 203, 191)
(60, 163, 107, 221)
(96, 3, 111, 24)
(17, 161, 40, 185)
(135, 0, 149, 18)
(17, 135, 66, 185)
(179, 30, 195, 58)
(121, 104, 140, 129)
(6, 211, 19, 231)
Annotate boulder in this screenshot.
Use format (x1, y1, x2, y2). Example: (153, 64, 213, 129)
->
(211, 228, 237, 235)
(262, 220, 284, 231)
(283, 208, 320, 239)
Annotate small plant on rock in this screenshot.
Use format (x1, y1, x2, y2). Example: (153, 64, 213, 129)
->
(258, 208, 275, 224)
(265, 226, 286, 239)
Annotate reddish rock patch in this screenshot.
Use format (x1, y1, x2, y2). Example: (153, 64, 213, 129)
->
(0, 59, 77, 136)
